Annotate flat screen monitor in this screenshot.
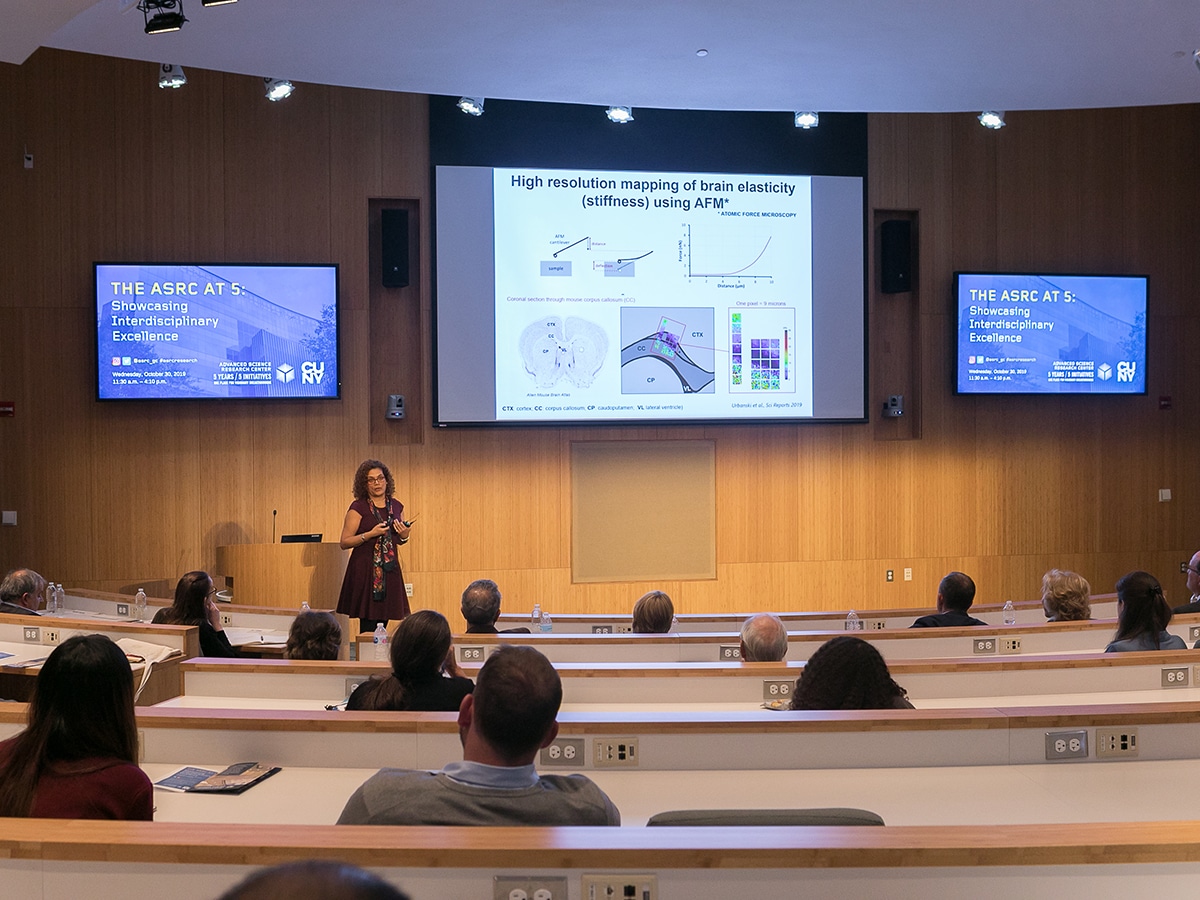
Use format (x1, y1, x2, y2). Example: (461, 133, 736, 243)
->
(954, 272, 1147, 395)
(95, 263, 339, 400)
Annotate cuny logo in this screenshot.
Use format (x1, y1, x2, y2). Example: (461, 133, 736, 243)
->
(1116, 361, 1137, 383)
(301, 361, 325, 384)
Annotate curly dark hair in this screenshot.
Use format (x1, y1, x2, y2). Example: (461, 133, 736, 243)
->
(285, 610, 343, 660)
(352, 459, 394, 503)
(790, 636, 909, 710)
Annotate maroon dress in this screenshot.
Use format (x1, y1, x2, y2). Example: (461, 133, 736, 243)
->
(336, 498, 410, 621)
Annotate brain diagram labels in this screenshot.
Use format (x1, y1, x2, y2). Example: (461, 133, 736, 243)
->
(518, 316, 608, 388)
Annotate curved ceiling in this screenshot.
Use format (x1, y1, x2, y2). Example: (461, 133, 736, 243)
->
(4, 0, 1200, 113)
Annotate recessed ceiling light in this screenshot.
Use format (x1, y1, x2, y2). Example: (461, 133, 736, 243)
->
(695, 49, 709, 57)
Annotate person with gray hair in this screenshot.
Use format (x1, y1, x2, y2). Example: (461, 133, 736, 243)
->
(739, 613, 788, 661)
(0, 568, 46, 615)
(460, 578, 529, 634)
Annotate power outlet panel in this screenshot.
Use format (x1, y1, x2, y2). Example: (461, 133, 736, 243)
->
(1096, 727, 1139, 758)
(763, 679, 793, 700)
(1045, 730, 1088, 760)
(973, 637, 997, 654)
(493, 876, 568, 900)
(1190, 625, 1200, 643)
(866, 619, 887, 630)
(345, 676, 365, 697)
(220, 612, 234, 627)
(594, 737, 639, 767)
(615, 624, 632, 634)
(718, 644, 741, 660)
(1161, 666, 1190, 688)
(591, 625, 614, 634)
(1001, 637, 1022, 654)
(23, 626, 40, 642)
(404, 582, 413, 598)
(116, 603, 129, 617)
(886, 569, 894, 582)
(539, 737, 586, 767)
(43, 628, 60, 644)
(460, 646, 485, 663)
(582, 873, 658, 900)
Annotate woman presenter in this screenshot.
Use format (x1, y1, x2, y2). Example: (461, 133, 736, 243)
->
(337, 459, 412, 634)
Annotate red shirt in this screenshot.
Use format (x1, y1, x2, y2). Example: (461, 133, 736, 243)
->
(0, 737, 153, 820)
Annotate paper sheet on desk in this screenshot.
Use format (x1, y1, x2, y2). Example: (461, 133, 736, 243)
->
(224, 627, 289, 647)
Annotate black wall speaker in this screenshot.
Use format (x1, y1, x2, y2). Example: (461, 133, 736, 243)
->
(879, 219, 913, 294)
(381, 209, 410, 288)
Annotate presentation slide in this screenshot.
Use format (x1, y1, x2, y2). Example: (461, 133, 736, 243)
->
(96, 263, 339, 400)
(955, 273, 1147, 394)
(435, 166, 865, 425)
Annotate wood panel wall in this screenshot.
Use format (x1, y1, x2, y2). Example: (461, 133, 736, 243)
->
(1, 50, 1196, 623)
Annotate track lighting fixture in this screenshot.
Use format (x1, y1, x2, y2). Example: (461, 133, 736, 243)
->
(456, 97, 485, 116)
(157, 64, 187, 89)
(264, 78, 295, 102)
(793, 111, 819, 129)
(606, 106, 634, 124)
(978, 110, 1006, 129)
(139, 0, 187, 34)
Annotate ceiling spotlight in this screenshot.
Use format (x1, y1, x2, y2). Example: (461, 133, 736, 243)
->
(456, 97, 485, 116)
(793, 111, 819, 129)
(606, 106, 634, 124)
(978, 110, 1006, 129)
(200, 0, 238, 5)
(157, 63, 187, 89)
(264, 78, 295, 102)
(139, 0, 187, 34)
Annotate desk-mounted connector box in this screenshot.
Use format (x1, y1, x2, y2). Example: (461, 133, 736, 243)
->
(594, 738, 639, 767)
(973, 637, 997, 654)
(459, 646, 485, 663)
(718, 644, 741, 660)
(763, 679, 793, 700)
(539, 737, 585, 767)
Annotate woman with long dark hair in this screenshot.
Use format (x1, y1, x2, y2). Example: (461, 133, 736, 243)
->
(336, 459, 413, 635)
(790, 636, 913, 710)
(346, 610, 473, 711)
(0, 634, 152, 819)
(152, 570, 236, 657)
(1105, 571, 1186, 652)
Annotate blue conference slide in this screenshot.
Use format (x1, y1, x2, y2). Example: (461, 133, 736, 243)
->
(96, 263, 338, 400)
(955, 273, 1146, 394)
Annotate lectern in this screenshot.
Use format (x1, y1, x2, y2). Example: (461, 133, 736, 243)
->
(214, 542, 348, 609)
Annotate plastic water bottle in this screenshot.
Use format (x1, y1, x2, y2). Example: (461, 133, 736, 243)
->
(845, 609, 863, 631)
(55, 583, 65, 614)
(45, 583, 58, 615)
(531, 602, 542, 625)
(539, 611, 553, 633)
(300, 600, 311, 612)
(373, 623, 389, 660)
(134, 587, 147, 623)
(1002, 600, 1016, 626)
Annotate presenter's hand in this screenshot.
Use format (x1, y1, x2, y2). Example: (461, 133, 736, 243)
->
(365, 521, 390, 539)
(392, 518, 412, 541)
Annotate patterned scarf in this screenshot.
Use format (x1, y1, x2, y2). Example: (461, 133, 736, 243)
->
(369, 502, 399, 602)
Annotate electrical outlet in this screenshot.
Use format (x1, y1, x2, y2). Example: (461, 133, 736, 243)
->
(763, 679, 793, 700)
(866, 619, 887, 630)
(220, 612, 234, 627)
(345, 676, 365, 697)
(460, 646, 485, 663)
(116, 603, 130, 617)
(540, 737, 586, 767)
(903, 567, 912, 581)
(23, 626, 40, 642)
(494, 876, 568, 900)
(1096, 727, 1139, 758)
(404, 582, 413, 598)
(582, 874, 658, 900)
(43, 629, 60, 645)
(718, 644, 741, 660)
(615, 623, 632, 634)
(1001, 637, 1022, 653)
(592, 625, 614, 633)
(972, 637, 996, 654)
(886, 569, 894, 582)
(1190, 625, 1200, 643)
(1045, 730, 1088, 760)
(1161, 666, 1190, 688)
(594, 737, 639, 767)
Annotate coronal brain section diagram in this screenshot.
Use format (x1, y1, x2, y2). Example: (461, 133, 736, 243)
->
(518, 315, 609, 388)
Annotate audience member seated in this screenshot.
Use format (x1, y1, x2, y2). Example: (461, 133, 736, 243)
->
(151, 570, 236, 658)
(909, 572, 986, 628)
(346, 610, 474, 711)
(460, 578, 530, 634)
(218, 860, 410, 900)
(338, 644, 619, 825)
(789, 636, 914, 710)
(0, 634, 152, 819)
(285, 610, 343, 660)
(0, 567, 46, 615)
(739, 613, 789, 661)
(1172, 549, 1200, 615)
(632, 590, 675, 634)
(1105, 570, 1186, 652)
(1041, 568, 1092, 621)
